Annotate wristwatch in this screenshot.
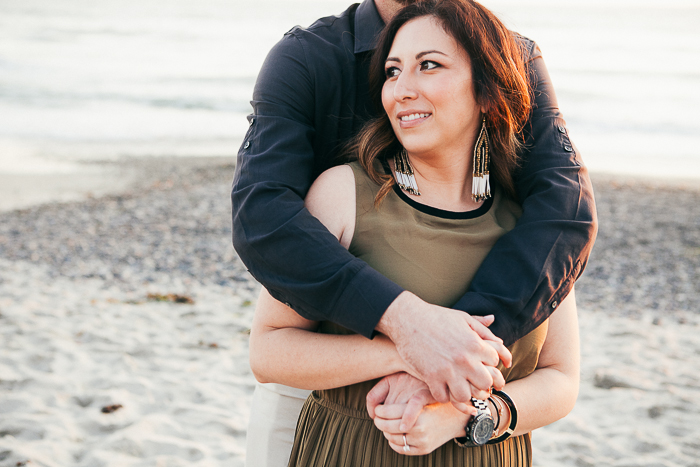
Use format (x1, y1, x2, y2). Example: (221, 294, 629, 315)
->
(454, 398, 495, 447)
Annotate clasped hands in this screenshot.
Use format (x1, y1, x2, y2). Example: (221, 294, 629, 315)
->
(372, 296, 512, 456)
(367, 366, 506, 456)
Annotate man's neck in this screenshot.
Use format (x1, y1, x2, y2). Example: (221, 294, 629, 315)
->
(374, 0, 404, 24)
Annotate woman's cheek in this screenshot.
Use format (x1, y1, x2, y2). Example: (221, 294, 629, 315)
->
(382, 84, 394, 115)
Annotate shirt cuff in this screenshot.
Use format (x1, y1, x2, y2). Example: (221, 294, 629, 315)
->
(329, 264, 404, 339)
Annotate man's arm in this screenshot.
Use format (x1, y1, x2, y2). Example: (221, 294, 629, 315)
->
(234, 29, 507, 403)
(451, 40, 598, 346)
(367, 39, 596, 405)
(232, 32, 403, 338)
(234, 30, 593, 404)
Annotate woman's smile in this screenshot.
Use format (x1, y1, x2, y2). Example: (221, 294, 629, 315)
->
(397, 111, 432, 128)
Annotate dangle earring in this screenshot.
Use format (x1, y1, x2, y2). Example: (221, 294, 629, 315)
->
(472, 117, 491, 201)
(393, 148, 420, 195)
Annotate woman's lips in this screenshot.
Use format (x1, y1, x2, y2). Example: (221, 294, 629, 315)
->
(398, 112, 432, 128)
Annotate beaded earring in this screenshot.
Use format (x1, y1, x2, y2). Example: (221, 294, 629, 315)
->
(393, 148, 420, 195)
(472, 117, 491, 201)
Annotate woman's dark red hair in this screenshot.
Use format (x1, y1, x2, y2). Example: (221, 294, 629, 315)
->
(348, 0, 532, 206)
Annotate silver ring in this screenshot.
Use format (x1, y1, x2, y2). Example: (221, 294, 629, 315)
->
(403, 434, 410, 453)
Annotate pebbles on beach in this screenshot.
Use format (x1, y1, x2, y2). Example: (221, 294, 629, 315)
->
(577, 175, 700, 318)
(0, 158, 699, 466)
(0, 158, 256, 295)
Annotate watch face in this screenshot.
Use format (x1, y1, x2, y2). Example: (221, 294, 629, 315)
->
(471, 414, 495, 445)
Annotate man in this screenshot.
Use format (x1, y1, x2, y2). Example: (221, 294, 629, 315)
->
(232, 0, 596, 463)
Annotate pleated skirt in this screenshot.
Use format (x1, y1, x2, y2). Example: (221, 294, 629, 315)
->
(288, 391, 532, 467)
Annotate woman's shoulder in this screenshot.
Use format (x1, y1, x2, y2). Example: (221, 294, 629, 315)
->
(312, 161, 379, 200)
(305, 164, 356, 248)
(311, 164, 355, 190)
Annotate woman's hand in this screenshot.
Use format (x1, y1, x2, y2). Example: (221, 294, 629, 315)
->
(373, 402, 470, 455)
(367, 367, 504, 432)
(367, 372, 436, 432)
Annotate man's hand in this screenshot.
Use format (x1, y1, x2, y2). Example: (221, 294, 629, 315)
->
(376, 291, 511, 404)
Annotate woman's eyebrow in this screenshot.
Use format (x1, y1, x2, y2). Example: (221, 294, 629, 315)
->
(416, 50, 447, 59)
(386, 50, 447, 64)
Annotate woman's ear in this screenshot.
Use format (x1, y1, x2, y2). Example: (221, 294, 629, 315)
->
(476, 96, 489, 116)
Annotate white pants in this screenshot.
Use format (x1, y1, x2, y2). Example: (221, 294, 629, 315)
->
(245, 383, 311, 467)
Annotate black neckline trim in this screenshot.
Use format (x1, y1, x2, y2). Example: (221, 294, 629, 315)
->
(380, 160, 494, 220)
(391, 184, 494, 219)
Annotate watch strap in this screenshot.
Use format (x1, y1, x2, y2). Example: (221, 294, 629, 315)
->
(471, 398, 489, 413)
(454, 398, 494, 448)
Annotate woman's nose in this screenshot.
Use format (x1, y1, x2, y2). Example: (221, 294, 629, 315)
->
(393, 71, 418, 101)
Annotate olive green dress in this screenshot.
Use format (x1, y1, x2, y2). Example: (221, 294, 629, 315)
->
(287, 162, 549, 467)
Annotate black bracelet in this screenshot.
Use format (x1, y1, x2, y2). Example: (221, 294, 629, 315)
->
(487, 390, 518, 444)
(487, 396, 501, 436)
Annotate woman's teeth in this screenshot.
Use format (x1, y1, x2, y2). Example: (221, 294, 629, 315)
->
(400, 113, 429, 121)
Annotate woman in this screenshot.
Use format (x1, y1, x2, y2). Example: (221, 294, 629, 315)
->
(249, 0, 580, 465)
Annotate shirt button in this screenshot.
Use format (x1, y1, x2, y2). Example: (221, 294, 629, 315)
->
(558, 125, 566, 133)
(244, 141, 250, 149)
(551, 301, 558, 309)
(564, 146, 573, 152)
(249, 118, 255, 126)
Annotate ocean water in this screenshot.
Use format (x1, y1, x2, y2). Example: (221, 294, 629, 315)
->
(1, 0, 699, 180)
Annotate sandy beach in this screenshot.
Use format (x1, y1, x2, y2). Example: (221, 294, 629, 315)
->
(0, 157, 699, 467)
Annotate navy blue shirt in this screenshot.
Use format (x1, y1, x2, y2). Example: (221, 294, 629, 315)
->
(232, 0, 597, 346)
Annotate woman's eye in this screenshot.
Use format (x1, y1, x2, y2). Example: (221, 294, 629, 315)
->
(420, 60, 440, 71)
(385, 67, 400, 79)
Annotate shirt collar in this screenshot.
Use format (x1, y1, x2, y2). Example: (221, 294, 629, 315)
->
(354, 0, 385, 54)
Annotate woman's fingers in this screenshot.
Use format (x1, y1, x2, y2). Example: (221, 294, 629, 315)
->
(375, 396, 432, 433)
(469, 386, 491, 401)
(384, 431, 408, 446)
(374, 403, 408, 421)
(489, 366, 506, 391)
(466, 315, 512, 368)
(451, 392, 479, 415)
(366, 376, 391, 419)
(375, 408, 424, 455)
(465, 315, 501, 343)
(399, 395, 430, 432)
(387, 440, 420, 456)
(373, 412, 403, 434)
(470, 314, 495, 327)
(485, 339, 512, 368)
(445, 371, 476, 402)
